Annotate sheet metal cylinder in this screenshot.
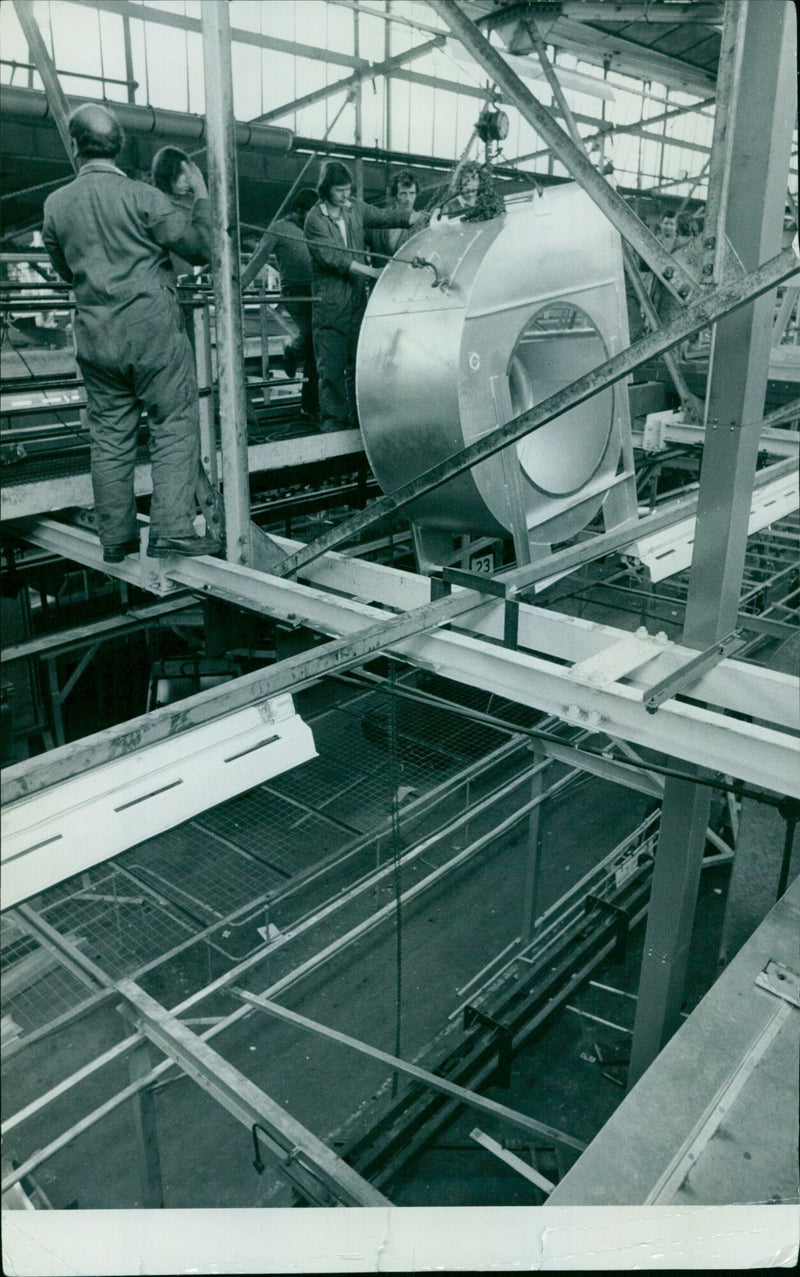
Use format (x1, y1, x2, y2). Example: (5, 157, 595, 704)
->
(356, 183, 632, 545)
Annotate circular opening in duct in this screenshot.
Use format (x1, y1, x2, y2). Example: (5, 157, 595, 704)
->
(508, 301, 614, 497)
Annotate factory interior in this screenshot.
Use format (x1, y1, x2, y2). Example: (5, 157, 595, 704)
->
(0, 0, 798, 1267)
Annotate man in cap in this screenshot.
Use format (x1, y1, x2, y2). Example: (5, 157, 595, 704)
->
(42, 103, 219, 562)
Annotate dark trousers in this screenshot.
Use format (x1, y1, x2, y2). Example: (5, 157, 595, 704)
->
(313, 323, 359, 430)
(75, 289, 200, 549)
(283, 290, 318, 415)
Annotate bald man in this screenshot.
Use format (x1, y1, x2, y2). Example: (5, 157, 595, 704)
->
(42, 103, 219, 562)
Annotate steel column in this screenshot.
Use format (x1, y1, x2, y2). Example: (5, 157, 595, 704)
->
(701, 1, 747, 285)
(521, 759, 546, 944)
(629, 0, 798, 1085)
(200, 2, 251, 565)
(128, 1040, 165, 1209)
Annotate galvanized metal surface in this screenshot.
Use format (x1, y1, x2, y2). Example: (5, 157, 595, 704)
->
(357, 186, 631, 545)
(1, 694, 316, 910)
(277, 242, 800, 580)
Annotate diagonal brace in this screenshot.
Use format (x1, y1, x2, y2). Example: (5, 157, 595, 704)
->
(233, 987, 586, 1152)
(274, 245, 800, 580)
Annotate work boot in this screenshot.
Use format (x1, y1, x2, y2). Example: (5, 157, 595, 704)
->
(282, 344, 298, 380)
(147, 533, 222, 559)
(103, 537, 140, 564)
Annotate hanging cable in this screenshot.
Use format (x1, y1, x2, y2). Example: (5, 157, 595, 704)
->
(387, 516, 404, 1097)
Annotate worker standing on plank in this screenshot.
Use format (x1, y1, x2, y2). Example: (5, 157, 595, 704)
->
(42, 104, 221, 563)
(304, 160, 425, 433)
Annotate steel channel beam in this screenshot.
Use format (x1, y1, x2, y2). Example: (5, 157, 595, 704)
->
(429, 0, 701, 303)
(200, 2, 251, 565)
(4, 510, 799, 804)
(234, 990, 586, 1152)
(629, 0, 799, 1086)
(116, 979, 389, 1206)
(540, 2, 724, 20)
(274, 245, 800, 580)
(1, 738, 536, 1142)
(0, 598, 195, 663)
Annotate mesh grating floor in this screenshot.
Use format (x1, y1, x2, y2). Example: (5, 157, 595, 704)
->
(37, 865, 201, 980)
(3, 679, 545, 1043)
(1, 915, 96, 1038)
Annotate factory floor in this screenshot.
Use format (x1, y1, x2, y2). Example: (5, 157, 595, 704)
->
(4, 758, 657, 1210)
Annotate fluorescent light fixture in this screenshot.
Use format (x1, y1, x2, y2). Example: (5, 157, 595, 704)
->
(1, 693, 316, 909)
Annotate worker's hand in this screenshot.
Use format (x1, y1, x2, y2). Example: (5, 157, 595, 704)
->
(184, 160, 209, 199)
(364, 264, 382, 280)
(409, 210, 425, 226)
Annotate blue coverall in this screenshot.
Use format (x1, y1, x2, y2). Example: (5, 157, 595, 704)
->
(304, 198, 412, 431)
(42, 161, 211, 553)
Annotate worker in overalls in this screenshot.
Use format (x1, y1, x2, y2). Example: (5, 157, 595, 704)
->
(304, 161, 425, 433)
(42, 104, 220, 563)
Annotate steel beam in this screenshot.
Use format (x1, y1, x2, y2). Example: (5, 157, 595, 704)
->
(127, 1040, 164, 1209)
(253, 35, 444, 124)
(8, 489, 799, 731)
(629, 0, 798, 1086)
(274, 246, 800, 579)
(1, 592, 796, 838)
(1, 597, 196, 664)
(430, 0, 700, 304)
(504, 3, 725, 25)
(702, 1, 747, 286)
(11, 1, 77, 175)
(4, 497, 799, 806)
(117, 980, 389, 1207)
(233, 989, 587, 1153)
(534, 15, 718, 96)
(63, 0, 370, 72)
